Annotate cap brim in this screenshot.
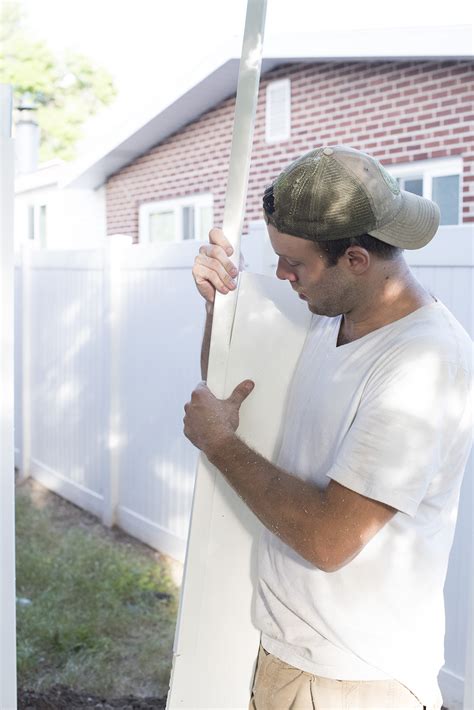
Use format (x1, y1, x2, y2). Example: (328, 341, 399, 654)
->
(368, 190, 440, 250)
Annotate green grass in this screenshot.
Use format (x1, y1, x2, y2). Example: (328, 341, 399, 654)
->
(15, 481, 178, 698)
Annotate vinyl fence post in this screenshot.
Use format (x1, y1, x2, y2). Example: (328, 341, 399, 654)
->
(102, 244, 122, 527)
(19, 242, 32, 482)
(0, 82, 18, 710)
(464, 565, 473, 709)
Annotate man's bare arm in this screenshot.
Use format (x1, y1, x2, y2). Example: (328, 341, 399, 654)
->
(209, 432, 396, 572)
(183, 382, 397, 573)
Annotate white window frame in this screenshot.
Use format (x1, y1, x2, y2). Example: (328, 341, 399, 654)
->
(139, 193, 213, 244)
(391, 156, 463, 225)
(27, 203, 47, 248)
(265, 78, 291, 144)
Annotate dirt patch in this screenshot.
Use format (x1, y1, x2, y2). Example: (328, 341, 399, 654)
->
(18, 685, 166, 709)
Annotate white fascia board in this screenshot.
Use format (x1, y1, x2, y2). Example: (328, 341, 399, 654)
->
(263, 25, 473, 61)
(60, 25, 472, 192)
(15, 161, 64, 194)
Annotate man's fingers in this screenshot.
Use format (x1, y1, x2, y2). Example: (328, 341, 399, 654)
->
(192, 225, 245, 306)
(198, 245, 238, 277)
(194, 264, 234, 295)
(195, 254, 238, 288)
(209, 227, 234, 256)
(227, 380, 255, 407)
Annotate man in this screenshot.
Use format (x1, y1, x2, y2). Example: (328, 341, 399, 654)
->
(184, 146, 473, 710)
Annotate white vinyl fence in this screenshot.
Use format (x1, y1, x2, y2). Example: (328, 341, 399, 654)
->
(14, 223, 473, 709)
(15, 241, 205, 561)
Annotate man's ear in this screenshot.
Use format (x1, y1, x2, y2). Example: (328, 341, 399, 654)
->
(343, 246, 370, 274)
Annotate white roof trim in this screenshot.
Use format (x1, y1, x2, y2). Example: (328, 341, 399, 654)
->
(60, 26, 473, 191)
(15, 160, 64, 193)
(263, 25, 473, 60)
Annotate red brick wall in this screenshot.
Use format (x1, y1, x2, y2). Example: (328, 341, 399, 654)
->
(106, 60, 474, 240)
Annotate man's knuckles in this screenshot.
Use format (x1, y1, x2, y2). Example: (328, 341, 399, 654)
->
(189, 382, 210, 401)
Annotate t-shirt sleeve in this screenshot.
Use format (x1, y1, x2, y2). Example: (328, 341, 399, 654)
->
(326, 343, 469, 517)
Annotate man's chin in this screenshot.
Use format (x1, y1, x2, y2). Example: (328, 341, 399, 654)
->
(307, 301, 324, 315)
(308, 301, 340, 317)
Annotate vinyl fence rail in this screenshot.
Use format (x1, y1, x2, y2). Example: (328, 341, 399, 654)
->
(14, 223, 473, 709)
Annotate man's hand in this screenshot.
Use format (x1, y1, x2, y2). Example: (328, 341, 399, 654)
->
(192, 227, 243, 303)
(183, 379, 255, 457)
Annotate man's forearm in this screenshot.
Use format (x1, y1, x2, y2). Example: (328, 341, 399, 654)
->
(201, 302, 214, 380)
(207, 433, 341, 571)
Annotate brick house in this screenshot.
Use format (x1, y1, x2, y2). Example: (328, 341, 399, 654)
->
(105, 58, 473, 245)
(63, 27, 473, 248)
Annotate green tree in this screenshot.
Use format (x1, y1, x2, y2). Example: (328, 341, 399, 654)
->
(0, 1, 117, 161)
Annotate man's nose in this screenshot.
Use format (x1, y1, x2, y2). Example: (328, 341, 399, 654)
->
(276, 258, 297, 282)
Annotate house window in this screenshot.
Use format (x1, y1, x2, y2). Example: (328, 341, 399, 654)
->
(27, 205, 35, 240)
(265, 79, 291, 144)
(139, 194, 214, 243)
(27, 204, 47, 246)
(392, 157, 462, 226)
(39, 205, 47, 247)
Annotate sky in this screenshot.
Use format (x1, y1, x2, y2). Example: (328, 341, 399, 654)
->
(18, 0, 473, 149)
(21, 0, 472, 96)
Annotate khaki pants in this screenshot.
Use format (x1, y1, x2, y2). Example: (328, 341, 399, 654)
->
(249, 645, 439, 710)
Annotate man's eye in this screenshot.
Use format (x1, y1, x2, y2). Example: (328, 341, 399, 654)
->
(286, 260, 300, 267)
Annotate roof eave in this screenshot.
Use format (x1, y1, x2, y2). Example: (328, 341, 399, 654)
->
(60, 25, 473, 191)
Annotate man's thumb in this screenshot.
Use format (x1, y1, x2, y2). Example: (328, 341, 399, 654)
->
(228, 379, 255, 406)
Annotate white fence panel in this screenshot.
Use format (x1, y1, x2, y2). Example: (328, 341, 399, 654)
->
(407, 257, 473, 710)
(15, 243, 204, 561)
(24, 250, 108, 516)
(114, 244, 203, 561)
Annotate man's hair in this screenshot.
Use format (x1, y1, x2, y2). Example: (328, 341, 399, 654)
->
(262, 184, 403, 266)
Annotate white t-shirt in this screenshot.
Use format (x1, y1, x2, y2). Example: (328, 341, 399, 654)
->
(255, 300, 473, 708)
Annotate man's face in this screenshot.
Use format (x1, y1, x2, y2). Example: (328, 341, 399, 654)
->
(267, 224, 354, 317)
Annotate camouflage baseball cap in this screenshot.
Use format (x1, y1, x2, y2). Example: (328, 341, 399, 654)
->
(265, 145, 440, 249)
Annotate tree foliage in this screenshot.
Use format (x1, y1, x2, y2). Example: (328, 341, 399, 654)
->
(0, 1, 117, 161)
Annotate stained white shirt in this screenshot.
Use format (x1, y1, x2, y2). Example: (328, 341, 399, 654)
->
(255, 300, 473, 708)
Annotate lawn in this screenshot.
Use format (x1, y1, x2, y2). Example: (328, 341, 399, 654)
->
(15, 478, 179, 704)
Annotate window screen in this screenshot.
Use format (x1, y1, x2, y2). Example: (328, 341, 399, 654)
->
(39, 205, 47, 248)
(183, 206, 195, 240)
(402, 178, 423, 196)
(28, 205, 35, 240)
(198, 205, 213, 241)
(432, 174, 460, 225)
(149, 211, 175, 242)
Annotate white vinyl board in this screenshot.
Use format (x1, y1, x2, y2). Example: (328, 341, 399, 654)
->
(167, 272, 311, 708)
(0, 84, 17, 709)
